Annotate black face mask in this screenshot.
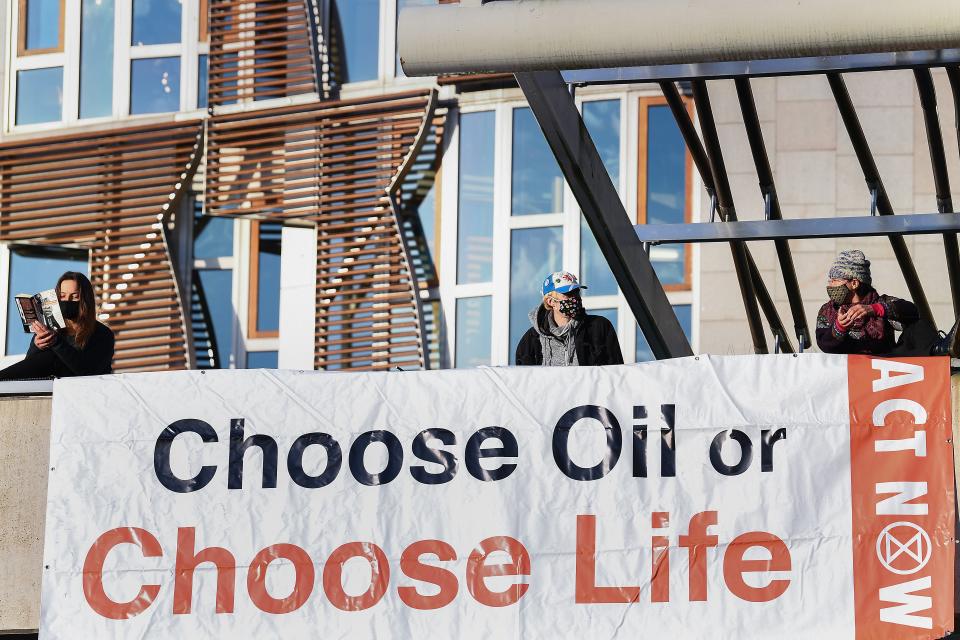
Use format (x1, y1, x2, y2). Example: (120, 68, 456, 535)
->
(61, 300, 80, 321)
(557, 297, 583, 319)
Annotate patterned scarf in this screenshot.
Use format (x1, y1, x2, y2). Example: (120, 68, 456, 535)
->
(819, 288, 887, 340)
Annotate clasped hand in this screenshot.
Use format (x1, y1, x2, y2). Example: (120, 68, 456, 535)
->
(836, 304, 875, 328)
(32, 321, 58, 350)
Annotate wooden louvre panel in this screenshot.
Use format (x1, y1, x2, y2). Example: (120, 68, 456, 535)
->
(0, 120, 203, 372)
(206, 90, 435, 370)
(207, 0, 317, 108)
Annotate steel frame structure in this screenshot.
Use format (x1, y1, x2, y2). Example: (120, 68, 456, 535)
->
(509, 56, 960, 358)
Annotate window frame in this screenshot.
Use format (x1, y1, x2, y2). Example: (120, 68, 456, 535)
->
(17, 0, 65, 56)
(441, 88, 701, 368)
(247, 220, 281, 340)
(636, 95, 695, 292)
(6, 0, 209, 133)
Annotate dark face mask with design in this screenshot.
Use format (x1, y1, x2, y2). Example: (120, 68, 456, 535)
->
(557, 296, 583, 319)
(826, 284, 852, 307)
(60, 300, 80, 321)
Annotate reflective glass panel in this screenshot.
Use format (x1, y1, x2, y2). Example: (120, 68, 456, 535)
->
(457, 111, 495, 284)
(132, 0, 182, 46)
(194, 216, 234, 260)
(334, 0, 380, 83)
(509, 226, 563, 364)
(395, 0, 435, 77)
(646, 105, 688, 284)
(198, 54, 208, 109)
(636, 304, 691, 363)
(24, 0, 61, 50)
(579, 99, 621, 296)
(455, 296, 491, 368)
(198, 269, 234, 367)
(246, 351, 278, 369)
(416, 180, 438, 274)
(16, 67, 63, 125)
(130, 57, 180, 114)
(6, 247, 88, 355)
(511, 107, 563, 215)
(591, 307, 618, 332)
(80, 0, 115, 119)
(255, 223, 282, 333)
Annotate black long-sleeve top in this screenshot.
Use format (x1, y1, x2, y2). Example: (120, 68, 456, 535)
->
(26, 322, 115, 376)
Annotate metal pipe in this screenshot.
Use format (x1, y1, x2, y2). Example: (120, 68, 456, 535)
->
(690, 80, 769, 354)
(515, 70, 693, 359)
(827, 73, 933, 323)
(734, 78, 811, 350)
(914, 68, 960, 317)
(399, 0, 960, 76)
(634, 211, 960, 244)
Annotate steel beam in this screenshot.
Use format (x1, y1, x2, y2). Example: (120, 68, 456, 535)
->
(691, 80, 774, 354)
(514, 70, 692, 359)
(563, 50, 960, 86)
(828, 73, 933, 323)
(735, 78, 811, 350)
(915, 68, 960, 317)
(663, 80, 794, 353)
(634, 212, 960, 243)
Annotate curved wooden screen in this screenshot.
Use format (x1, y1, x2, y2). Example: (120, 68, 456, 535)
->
(208, 0, 317, 108)
(0, 120, 203, 372)
(206, 90, 436, 370)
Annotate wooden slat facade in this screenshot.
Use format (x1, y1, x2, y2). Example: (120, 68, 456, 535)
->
(0, 121, 203, 372)
(207, 0, 317, 108)
(206, 90, 437, 370)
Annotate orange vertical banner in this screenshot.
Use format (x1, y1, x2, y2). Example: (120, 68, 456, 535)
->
(848, 355, 955, 639)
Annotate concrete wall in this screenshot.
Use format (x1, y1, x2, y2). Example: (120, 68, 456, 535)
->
(0, 396, 51, 634)
(697, 70, 960, 354)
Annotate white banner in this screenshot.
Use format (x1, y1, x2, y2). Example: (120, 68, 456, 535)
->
(39, 354, 955, 639)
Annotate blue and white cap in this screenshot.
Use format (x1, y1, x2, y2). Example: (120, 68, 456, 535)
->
(541, 271, 587, 297)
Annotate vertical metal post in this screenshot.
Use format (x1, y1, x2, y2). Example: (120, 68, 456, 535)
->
(828, 73, 933, 322)
(734, 78, 812, 350)
(690, 80, 767, 354)
(515, 70, 692, 359)
(914, 68, 960, 317)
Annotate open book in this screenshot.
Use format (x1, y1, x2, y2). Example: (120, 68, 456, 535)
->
(15, 289, 66, 333)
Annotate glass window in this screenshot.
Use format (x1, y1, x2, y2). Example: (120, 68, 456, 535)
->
(6, 246, 88, 356)
(455, 296, 491, 368)
(130, 57, 180, 114)
(509, 226, 563, 363)
(194, 216, 234, 260)
(334, 0, 380, 83)
(457, 111, 495, 284)
(23, 0, 61, 51)
(645, 104, 688, 285)
(247, 351, 278, 369)
(80, 0, 115, 119)
(579, 99, 621, 296)
(395, 0, 435, 78)
(636, 304, 691, 363)
(591, 307, 618, 332)
(253, 223, 281, 335)
(198, 269, 234, 367)
(131, 0, 182, 46)
(197, 54, 208, 109)
(16, 67, 63, 125)
(511, 107, 563, 215)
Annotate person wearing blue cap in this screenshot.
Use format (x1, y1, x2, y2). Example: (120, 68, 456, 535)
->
(515, 271, 623, 366)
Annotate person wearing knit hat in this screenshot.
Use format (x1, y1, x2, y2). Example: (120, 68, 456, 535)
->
(816, 249, 958, 356)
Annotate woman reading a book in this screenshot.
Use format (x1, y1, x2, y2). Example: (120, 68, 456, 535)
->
(0, 272, 115, 380)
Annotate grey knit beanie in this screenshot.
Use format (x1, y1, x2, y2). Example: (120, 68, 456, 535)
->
(828, 249, 871, 285)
